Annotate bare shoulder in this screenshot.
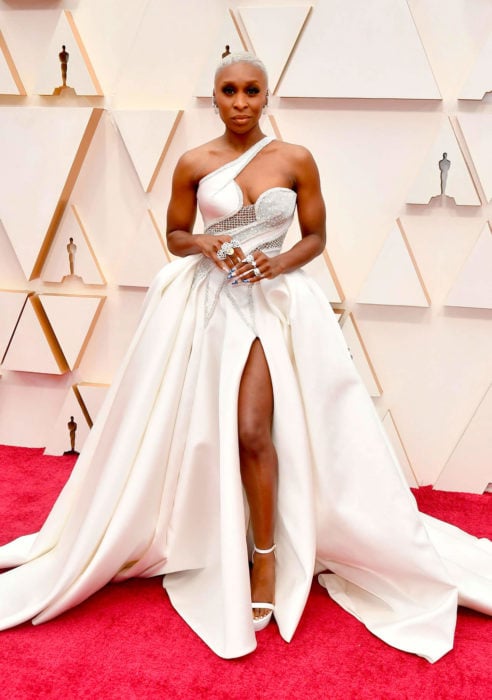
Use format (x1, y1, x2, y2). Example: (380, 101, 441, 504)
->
(270, 140, 319, 186)
(174, 138, 225, 183)
(272, 140, 317, 167)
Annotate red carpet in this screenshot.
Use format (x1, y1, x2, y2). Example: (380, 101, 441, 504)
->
(1, 445, 490, 699)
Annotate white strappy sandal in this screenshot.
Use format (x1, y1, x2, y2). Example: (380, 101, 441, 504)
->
(251, 544, 276, 631)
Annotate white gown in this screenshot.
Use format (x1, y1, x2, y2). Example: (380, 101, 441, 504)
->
(0, 137, 491, 661)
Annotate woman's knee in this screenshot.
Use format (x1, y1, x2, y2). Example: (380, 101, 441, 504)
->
(238, 418, 272, 456)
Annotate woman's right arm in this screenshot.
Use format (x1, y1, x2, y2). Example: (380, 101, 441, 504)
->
(166, 153, 232, 269)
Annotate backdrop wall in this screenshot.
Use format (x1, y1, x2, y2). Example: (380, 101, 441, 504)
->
(0, 0, 491, 492)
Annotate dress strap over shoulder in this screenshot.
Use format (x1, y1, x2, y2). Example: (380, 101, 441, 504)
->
(198, 136, 275, 185)
(197, 136, 275, 228)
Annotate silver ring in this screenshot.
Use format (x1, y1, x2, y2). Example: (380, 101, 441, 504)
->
(243, 254, 255, 264)
(253, 267, 262, 277)
(218, 242, 235, 258)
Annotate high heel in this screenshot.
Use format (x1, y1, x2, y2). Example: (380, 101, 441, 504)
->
(251, 544, 276, 631)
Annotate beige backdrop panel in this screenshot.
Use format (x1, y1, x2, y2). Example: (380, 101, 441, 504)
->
(0, 0, 491, 492)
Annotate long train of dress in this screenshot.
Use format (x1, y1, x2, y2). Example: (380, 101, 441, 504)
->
(0, 137, 491, 661)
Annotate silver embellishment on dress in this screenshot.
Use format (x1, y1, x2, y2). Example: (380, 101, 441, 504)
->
(206, 206, 256, 234)
(191, 199, 292, 329)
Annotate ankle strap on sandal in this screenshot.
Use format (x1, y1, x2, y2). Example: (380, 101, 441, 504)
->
(253, 544, 276, 555)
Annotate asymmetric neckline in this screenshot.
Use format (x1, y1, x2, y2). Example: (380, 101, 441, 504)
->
(198, 136, 274, 185)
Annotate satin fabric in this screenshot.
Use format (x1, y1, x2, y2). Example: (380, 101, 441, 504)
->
(0, 137, 491, 662)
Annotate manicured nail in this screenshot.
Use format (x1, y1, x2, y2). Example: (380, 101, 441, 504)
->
(242, 278, 250, 284)
(231, 279, 239, 286)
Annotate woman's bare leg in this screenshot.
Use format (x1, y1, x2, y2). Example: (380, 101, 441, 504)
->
(238, 338, 277, 621)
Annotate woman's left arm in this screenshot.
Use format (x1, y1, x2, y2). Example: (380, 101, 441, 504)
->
(236, 146, 326, 282)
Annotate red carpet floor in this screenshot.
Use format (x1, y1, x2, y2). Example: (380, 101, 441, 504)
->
(0, 445, 491, 699)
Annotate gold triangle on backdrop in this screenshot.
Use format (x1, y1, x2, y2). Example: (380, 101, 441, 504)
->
(0, 29, 25, 95)
(357, 220, 430, 307)
(382, 411, 419, 488)
(0, 290, 30, 364)
(435, 384, 492, 494)
(0, 107, 103, 281)
(35, 10, 103, 96)
(112, 110, 183, 192)
(42, 204, 106, 285)
(445, 221, 492, 309)
(342, 313, 382, 397)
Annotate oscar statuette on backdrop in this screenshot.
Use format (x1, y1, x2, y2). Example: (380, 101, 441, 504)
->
(53, 44, 76, 96)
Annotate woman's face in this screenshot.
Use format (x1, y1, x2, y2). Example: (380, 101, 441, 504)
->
(214, 62, 268, 133)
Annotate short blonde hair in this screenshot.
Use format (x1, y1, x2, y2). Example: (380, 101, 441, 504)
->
(215, 52, 268, 84)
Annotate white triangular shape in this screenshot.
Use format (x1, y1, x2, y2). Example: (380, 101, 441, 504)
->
(0, 219, 26, 287)
(406, 118, 480, 205)
(0, 29, 25, 95)
(382, 411, 418, 488)
(117, 210, 169, 287)
(112, 110, 182, 192)
(0, 290, 29, 362)
(238, 6, 311, 93)
(445, 222, 492, 309)
(39, 294, 105, 370)
(194, 12, 246, 97)
(457, 114, 492, 203)
(435, 384, 492, 494)
(459, 31, 492, 100)
(42, 205, 106, 285)
(0, 107, 101, 280)
(2, 298, 63, 374)
(357, 222, 430, 306)
(278, 0, 441, 98)
(342, 313, 382, 397)
(77, 382, 109, 426)
(35, 10, 102, 95)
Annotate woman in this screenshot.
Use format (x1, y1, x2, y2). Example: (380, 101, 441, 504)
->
(166, 53, 325, 630)
(0, 53, 491, 662)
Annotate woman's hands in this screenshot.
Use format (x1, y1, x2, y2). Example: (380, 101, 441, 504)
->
(229, 249, 283, 284)
(195, 235, 282, 283)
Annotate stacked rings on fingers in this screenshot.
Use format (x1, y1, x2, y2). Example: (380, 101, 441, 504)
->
(217, 239, 240, 260)
(243, 254, 255, 265)
(253, 267, 262, 277)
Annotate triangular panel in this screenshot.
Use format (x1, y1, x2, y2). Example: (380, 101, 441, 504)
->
(0, 219, 26, 288)
(0, 107, 103, 280)
(2, 296, 66, 374)
(35, 10, 102, 96)
(42, 205, 106, 285)
(39, 294, 106, 370)
(445, 222, 492, 309)
(357, 221, 430, 306)
(77, 382, 109, 427)
(278, 0, 440, 98)
(194, 11, 247, 97)
(237, 6, 311, 93)
(112, 110, 183, 192)
(406, 118, 480, 205)
(382, 411, 419, 488)
(0, 290, 29, 363)
(459, 32, 492, 100)
(342, 313, 382, 397)
(435, 384, 492, 494)
(117, 209, 169, 287)
(0, 29, 25, 95)
(457, 114, 492, 203)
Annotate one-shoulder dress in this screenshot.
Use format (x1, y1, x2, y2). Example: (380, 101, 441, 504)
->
(0, 136, 491, 661)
